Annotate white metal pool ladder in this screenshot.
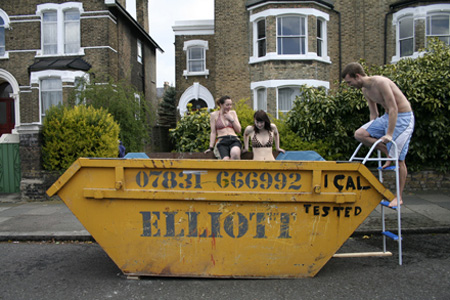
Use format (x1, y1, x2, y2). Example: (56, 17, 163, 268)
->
(349, 139, 403, 265)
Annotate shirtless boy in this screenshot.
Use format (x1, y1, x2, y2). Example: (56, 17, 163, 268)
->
(342, 62, 415, 207)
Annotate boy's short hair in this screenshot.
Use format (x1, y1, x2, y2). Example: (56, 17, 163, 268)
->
(342, 62, 366, 78)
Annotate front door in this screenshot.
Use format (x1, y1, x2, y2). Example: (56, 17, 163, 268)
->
(0, 97, 15, 136)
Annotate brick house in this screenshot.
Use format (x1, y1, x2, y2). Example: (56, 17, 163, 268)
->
(174, 0, 450, 117)
(0, 0, 162, 198)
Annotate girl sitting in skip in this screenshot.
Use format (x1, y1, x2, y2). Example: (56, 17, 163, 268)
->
(243, 110, 285, 160)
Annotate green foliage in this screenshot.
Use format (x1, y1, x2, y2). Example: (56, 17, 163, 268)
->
(273, 116, 339, 160)
(169, 98, 342, 158)
(42, 105, 119, 171)
(233, 100, 331, 157)
(286, 85, 369, 160)
(169, 105, 211, 152)
(378, 39, 450, 171)
(158, 85, 177, 127)
(170, 99, 252, 153)
(286, 39, 450, 171)
(69, 74, 152, 152)
(233, 98, 253, 140)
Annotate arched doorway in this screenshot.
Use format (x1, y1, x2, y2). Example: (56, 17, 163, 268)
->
(0, 82, 14, 136)
(188, 98, 208, 111)
(178, 82, 215, 116)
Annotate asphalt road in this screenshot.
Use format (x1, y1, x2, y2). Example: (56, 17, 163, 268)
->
(1, 233, 449, 300)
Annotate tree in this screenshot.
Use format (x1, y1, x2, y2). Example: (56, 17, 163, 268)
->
(158, 85, 177, 128)
(69, 74, 153, 152)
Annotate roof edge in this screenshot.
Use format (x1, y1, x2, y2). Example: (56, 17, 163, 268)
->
(104, 0, 164, 53)
(246, 0, 335, 9)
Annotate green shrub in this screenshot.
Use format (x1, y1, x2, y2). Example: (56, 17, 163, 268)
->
(233, 100, 329, 156)
(169, 105, 211, 152)
(286, 84, 368, 160)
(274, 116, 339, 160)
(69, 74, 152, 152)
(43, 105, 120, 171)
(286, 39, 450, 171)
(234, 98, 253, 140)
(169, 99, 251, 153)
(378, 39, 450, 171)
(169, 98, 341, 159)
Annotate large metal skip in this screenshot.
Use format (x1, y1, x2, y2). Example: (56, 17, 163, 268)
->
(47, 158, 393, 278)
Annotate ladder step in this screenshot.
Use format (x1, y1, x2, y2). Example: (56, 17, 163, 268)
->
(382, 231, 401, 241)
(377, 166, 396, 171)
(380, 200, 398, 209)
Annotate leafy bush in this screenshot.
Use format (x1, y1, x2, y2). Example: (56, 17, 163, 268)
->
(170, 99, 253, 152)
(169, 98, 339, 159)
(169, 105, 211, 152)
(69, 74, 152, 152)
(234, 100, 335, 158)
(377, 39, 450, 171)
(274, 116, 339, 160)
(42, 105, 120, 171)
(286, 39, 450, 171)
(286, 84, 369, 160)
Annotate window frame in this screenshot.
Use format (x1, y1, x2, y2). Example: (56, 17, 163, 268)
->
(42, 10, 58, 55)
(426, 12, 450, 45)
(398, 16, 414, 58)
(249, 8, 330, 64)
(391, 4, 450, 63)
(0, 9, 10, 59)
(137, 39, 142, 64)
(277, 15, 306, 55)
(187, 47, 205, 72)
(0, 17, 5, 57)
(37, 3, 84, 57)
(63, 9, 81, 54)
(31, 70, 87, 123)
(256, 18, 266, 58)
(317, 18, 327, 57)
(40, 77, 63, 119)
(251, 79, 329, 118)
(183, 40, 209, 78)
(256, 88, 267, 111)
(277, 86, 302, 115)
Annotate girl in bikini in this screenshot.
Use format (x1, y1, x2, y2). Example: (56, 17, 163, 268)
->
(243, 110, 285, 160)
(204, 95, 242, 160)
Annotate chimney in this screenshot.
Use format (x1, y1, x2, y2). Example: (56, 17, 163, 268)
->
(136, 0, 149, 32)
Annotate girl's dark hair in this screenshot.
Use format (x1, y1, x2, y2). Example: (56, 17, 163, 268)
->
(217, 95, 231, 106)
(253, 110, 272, 133)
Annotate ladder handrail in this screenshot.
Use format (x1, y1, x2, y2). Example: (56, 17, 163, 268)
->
(349, 139, 402, 265)
(349, 139, 399, 164)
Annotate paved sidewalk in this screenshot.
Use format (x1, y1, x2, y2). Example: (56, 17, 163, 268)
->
(1, 191, 450, 241)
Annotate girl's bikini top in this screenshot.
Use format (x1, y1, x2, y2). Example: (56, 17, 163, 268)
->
(215, 113, 234, 130)
(252, 132, 273, 148)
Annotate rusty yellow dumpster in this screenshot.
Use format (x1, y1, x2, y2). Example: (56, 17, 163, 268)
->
(47, 158, 393, 278)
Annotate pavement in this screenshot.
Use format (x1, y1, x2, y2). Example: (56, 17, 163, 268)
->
(1, 191, 450, 242)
